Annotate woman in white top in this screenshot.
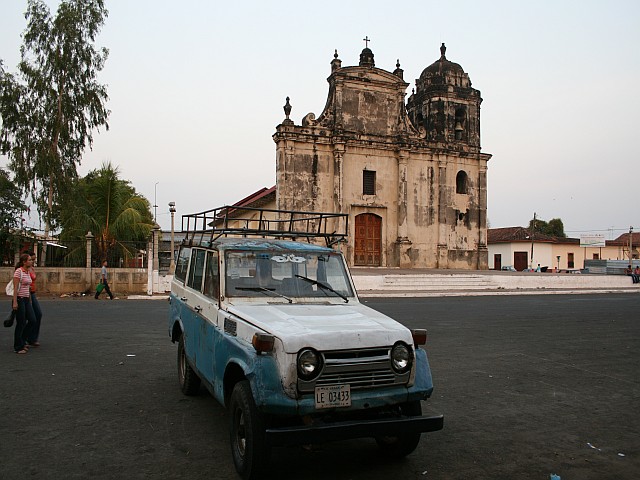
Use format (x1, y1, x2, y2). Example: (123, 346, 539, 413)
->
(12, 253, 36, 354)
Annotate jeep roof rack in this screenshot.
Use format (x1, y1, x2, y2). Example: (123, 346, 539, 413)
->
(182, 205, 348, 247)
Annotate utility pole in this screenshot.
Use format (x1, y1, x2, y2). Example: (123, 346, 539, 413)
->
(530, 212, 536, 269)
(629, 226, 634, 263)
(169, 202, 176, 274)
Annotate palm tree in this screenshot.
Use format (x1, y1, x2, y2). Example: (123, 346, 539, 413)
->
(59, 162, 154, 265)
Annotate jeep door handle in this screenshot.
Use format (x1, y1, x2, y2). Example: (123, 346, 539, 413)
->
(194, 305, 202, 313)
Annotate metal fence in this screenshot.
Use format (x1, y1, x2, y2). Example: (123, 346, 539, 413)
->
(3, 239, 150, 268)
(584, 259, 640, 275)
(90, 240, 148, 269)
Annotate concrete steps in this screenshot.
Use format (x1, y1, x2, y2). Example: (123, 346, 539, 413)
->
(352, 271, 640, 297)
(381, 274, 499, 290)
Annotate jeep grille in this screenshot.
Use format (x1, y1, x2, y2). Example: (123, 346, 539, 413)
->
(297, 347, 411, 393)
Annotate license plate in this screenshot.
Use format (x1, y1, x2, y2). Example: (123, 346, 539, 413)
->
(314, 384, 351, 409)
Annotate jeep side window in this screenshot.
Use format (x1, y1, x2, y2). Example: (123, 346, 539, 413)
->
(187, 249, 206, 292)
(175, 247, 191, 282)
(203, 251, 220, 300)
(324, 255, 353, 295)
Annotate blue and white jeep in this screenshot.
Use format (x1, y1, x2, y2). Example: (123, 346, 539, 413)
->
(168, 207, 443, 479)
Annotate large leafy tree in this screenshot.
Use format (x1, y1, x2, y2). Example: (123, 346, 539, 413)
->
(0, 0, 110, 248)
(0, 167, 29, 264)
(59, 162, 154, 263)
(529, 217, 566, 238)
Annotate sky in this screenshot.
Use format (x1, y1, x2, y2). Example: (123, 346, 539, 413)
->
(1, 0, 639, 239)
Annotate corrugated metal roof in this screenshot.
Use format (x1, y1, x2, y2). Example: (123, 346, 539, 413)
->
(231, 185, 276, 209)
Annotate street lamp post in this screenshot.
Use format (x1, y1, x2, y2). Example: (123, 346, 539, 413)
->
(169, 202, 176, 274)
(154, 182, 159, 223)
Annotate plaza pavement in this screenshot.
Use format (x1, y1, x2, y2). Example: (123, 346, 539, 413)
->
(349, 268, 640, 297)
(126, 268, 640, 299)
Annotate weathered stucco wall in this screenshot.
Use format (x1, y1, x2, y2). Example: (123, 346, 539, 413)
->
(275, 136, 489, 268)
(0, 267, 148, 295)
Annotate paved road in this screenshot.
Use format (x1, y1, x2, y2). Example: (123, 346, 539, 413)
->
(1, 295, 638, 479)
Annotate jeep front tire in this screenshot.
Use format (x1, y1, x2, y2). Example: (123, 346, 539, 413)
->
(375, 400, 422, 458)
(229, 380, 270, 480)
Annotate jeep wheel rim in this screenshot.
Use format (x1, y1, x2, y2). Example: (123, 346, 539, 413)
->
(234, 409, 247, 457)
(179, 348, 186, 384)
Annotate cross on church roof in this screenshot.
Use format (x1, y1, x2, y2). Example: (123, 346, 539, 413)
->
(363, 36, 371, 48)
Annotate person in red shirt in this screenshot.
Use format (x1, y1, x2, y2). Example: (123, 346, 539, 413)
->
(26, 251, 42, 347)
(11, 253, 36, 354)
(632, 266, 640, 284)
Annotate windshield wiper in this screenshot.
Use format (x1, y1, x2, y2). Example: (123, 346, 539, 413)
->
(235, 286, 292, 303)
(295, 275, 348, 303)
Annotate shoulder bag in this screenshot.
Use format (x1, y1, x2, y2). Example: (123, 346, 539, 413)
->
(5, 270, 21, 296)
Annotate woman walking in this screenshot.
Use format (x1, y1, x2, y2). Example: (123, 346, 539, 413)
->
(26, 251, 42, 347)
(12, 253, 36, 354)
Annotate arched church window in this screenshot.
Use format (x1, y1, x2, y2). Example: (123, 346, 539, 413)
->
(455, 107, 466, 141)
(456, 170, 468, 194)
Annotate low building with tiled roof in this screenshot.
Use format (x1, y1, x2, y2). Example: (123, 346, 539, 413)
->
(487, 227, 556, 244)
(488, 227, 635, 272)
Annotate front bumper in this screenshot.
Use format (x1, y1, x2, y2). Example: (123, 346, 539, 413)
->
(252, 348, 436, 416)
(265, 413, 444, 447)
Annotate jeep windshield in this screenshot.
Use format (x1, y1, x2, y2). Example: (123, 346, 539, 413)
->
(225, 250, 354, 301)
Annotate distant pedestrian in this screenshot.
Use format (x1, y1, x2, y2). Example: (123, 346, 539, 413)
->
(11, 253, 37, 354)
(95, 260, 114, 300)
(26, 251, 42, 347)
(535, 264, 541, 273)
(632, 266, 640, 284)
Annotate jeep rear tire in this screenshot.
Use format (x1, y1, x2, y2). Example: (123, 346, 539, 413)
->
(177, 334, 200, 395)
(375, 400, 422, 458)
(229, 380, 270, 480)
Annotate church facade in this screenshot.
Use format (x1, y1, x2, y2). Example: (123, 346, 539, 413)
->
(272, 44, 492, 269)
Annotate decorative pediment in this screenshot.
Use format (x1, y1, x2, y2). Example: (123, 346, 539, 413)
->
(316, 66, 417, 137)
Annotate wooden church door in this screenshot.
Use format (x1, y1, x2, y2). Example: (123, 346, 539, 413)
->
(354, 214, 382, 266)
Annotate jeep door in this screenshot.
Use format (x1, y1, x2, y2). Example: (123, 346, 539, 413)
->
(183, 248, 222, 383)
(183, 248, 207, 367)
(197, 250, 220, 383)
(170, 246, 191, 333)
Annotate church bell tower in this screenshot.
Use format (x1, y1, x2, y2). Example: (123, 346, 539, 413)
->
(407, 43, 482, 153)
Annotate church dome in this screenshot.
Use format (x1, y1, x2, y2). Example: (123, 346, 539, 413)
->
(418, 43, 469, 87)
(423, 56, 464, 75)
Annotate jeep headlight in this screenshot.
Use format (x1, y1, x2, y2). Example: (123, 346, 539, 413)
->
(297, 348, 322, 380)
(391, 342, 412, 373)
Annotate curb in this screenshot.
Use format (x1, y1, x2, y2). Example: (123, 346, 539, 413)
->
(357, 288, 639, 298)
(126, 295, 169, 300)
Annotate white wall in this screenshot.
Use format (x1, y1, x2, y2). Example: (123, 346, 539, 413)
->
(489, 242, 555, 270)
(488, 244, 513, 269)
(531, 243, 554, 270)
